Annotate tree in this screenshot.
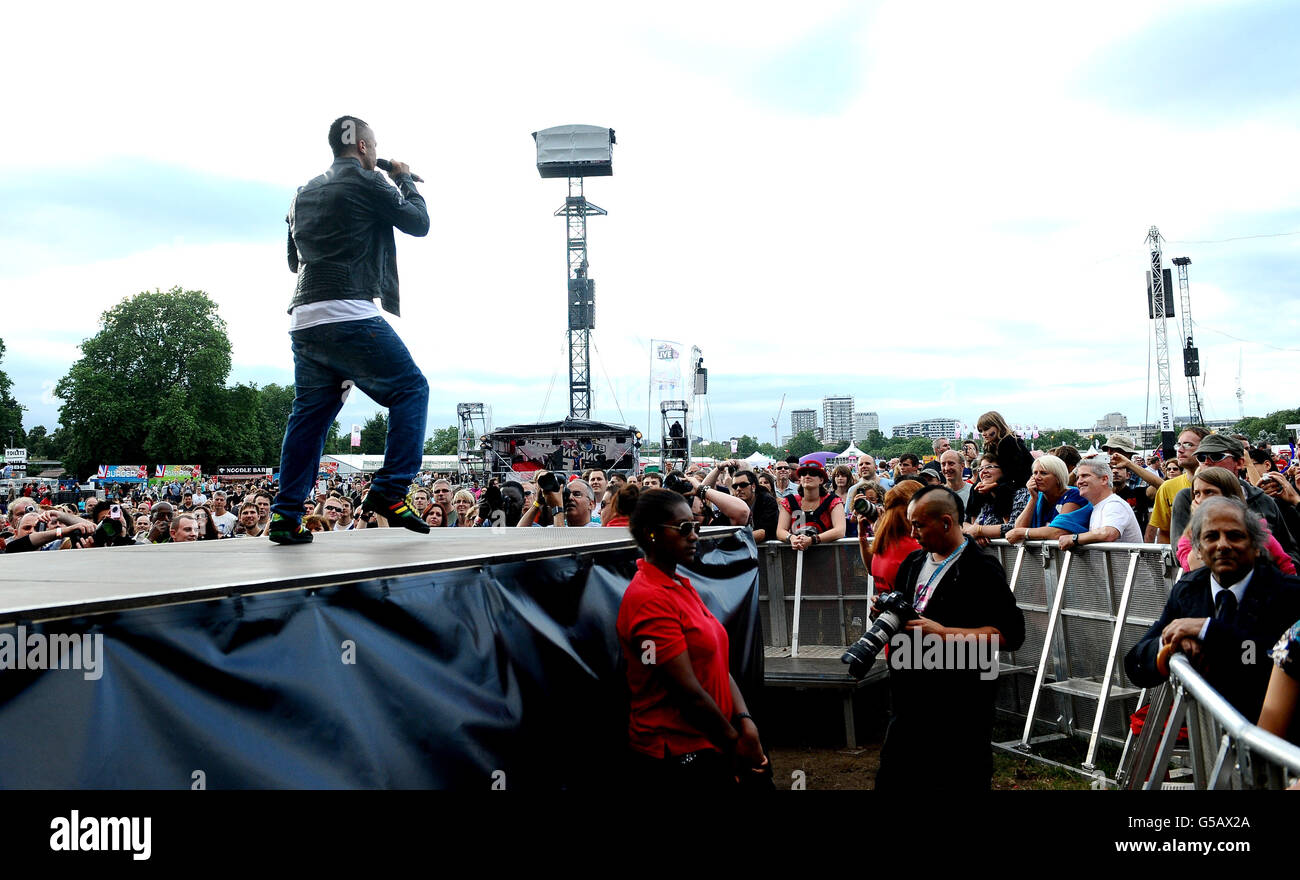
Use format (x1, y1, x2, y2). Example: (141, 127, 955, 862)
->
(1234, 409, 1300, 445)
(863, 429, 887, 452)
(0, 338, 25, 449)
(785, 430, 822, 460)
(255, 383, 297, 464)
(424, 425, 458, 455)
(735, 434, 759, 456)
(55, 287, 233, 477)
(25, 425, 50, 459)
(359, 412, 388, 454)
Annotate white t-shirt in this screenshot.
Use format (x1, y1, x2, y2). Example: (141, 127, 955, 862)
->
(211, 511, 237, 537)
(290, 298, 382, 331)
(1089, 493, 1143, 544)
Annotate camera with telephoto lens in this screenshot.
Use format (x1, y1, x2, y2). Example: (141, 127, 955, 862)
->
(663, 471, 694, 496)
(537, 471, 562, 494)
(853, 495, 881, 522)
(840, 590, 916, 678)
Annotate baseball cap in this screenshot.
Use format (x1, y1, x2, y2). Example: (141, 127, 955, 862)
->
(1196, 434, 1244, 459)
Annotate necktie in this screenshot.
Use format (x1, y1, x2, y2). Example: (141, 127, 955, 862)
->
(1214, 590, 1238, 625)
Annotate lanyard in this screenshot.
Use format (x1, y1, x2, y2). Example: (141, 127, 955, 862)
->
(914, 539, 967, 613)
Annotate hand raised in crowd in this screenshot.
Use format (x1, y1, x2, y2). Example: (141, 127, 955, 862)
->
(1259, 472, 1300, 506)
(1108, 450, 1131, 468)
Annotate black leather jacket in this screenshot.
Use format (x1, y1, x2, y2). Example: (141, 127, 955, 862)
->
(286, 157, 429, 317)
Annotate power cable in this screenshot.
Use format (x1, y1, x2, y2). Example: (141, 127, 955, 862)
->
(591, 341, 627, 425)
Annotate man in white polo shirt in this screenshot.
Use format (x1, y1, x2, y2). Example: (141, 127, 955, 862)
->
(1058, 455, 1143, 550)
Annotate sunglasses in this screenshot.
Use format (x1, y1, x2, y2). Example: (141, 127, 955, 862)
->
(731, 481, 752, 490)
(1194, 452, 1235, 464)
(661, 520, 701, 536)
(324, 505, 343, 512)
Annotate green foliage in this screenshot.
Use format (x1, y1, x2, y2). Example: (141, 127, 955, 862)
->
(784, 430, 823, 460)
(55, 287, 234, 476)
(1233, 408, 1300, 445)
(0, 338, 25, 447)
(1035, 428, 1086, 451)
(424, 425, 458, 455)
(735, 434, 759, 456)
(359, 412, 388, 454)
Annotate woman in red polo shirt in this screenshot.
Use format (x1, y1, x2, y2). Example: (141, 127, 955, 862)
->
(616, 489, 769, 788)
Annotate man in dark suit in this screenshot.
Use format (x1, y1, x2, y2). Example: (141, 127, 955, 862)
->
(874, 486, 1025, 790)
(1126, 496, 1300, 721)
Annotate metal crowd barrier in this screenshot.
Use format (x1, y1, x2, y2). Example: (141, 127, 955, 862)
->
(757, 538, 1180, 773)
(1118, 654, 1300, 790)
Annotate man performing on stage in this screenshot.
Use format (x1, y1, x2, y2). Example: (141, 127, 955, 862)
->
(268, 115, 431, 544)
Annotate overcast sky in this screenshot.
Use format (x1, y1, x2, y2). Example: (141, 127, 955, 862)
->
(2, 0, 1297, 452)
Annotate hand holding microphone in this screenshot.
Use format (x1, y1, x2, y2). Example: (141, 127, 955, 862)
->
(376, 158, 424, 183)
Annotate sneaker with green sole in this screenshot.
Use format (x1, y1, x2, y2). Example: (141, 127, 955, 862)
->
(361, 491, 431, 534)
(267, 513, 313, 545)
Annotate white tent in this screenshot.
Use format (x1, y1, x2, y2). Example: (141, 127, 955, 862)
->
(831, 443, 867, 468)
(744, 451, 774, 468)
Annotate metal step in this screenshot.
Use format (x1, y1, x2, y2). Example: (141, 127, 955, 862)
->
(1043, 678, 1139, 701)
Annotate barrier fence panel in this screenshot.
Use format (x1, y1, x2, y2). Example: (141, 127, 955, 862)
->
(758, 538, 1190, 774)
(1122, 655, 1300, 790)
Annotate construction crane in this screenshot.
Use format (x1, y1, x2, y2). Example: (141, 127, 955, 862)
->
(771, 393, 786, 448)
(1171, 256, 1205, 426)
(1146, 226, 1175, 459)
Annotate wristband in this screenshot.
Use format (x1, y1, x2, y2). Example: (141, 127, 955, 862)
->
(56, 528, 63, 538)
(812, 533, 821, 544)
(734, 712, 754, 725)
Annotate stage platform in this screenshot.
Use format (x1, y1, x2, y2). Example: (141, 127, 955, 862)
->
(0, 526, 678, 625)
(0, 525, 764, 788)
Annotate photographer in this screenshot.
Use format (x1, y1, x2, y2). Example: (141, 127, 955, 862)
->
(90, 501, 136, 548)
(476, 482, 526, 528)
(706, 462, 777, 540)
(517, 472, 599, 527)
(3, 509, 95, 553)
(875, 485, 1024, 790)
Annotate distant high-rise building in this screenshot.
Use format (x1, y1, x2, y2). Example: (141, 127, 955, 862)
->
(891, 417, 961, 440)
(855, 412, 879, 441)
(791, 409, 816, 437)
(822, 395, 854, 446)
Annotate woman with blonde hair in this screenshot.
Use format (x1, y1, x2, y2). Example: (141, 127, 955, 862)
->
(1005, 453, 1085, 543)
(857, 479, 922, 593)
(451, 489, 476, 527)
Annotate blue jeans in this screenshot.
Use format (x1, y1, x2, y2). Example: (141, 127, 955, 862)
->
(273, 317, 428, 520)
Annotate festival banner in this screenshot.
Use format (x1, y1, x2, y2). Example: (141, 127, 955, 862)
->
(319, 459, 340, 475)
(650, 339, 682, 393)
(154, 465, 202, 480)
(97, 465, 149, 481)
(215, 466, 273, 477)
(351, 424, 361, 448)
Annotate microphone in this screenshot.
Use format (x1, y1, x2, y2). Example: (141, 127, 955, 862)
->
(376, 158, 424, 183)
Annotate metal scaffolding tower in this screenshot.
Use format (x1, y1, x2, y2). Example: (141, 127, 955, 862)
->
(1146, 226, 1175, 459)
(533, 125, 614, 421)
(1171, 256, 1204, 426)
(457, 403, 489, 482)
(556, 178, 605, 419)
